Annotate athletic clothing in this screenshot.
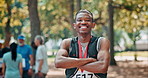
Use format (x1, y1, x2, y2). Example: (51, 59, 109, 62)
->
(66, 36, 107, 78)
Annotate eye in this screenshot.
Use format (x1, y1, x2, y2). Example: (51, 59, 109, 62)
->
(77, 19, 82, 22)
(85, 19, 91, 22)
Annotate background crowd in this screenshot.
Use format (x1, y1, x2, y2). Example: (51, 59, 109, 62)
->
(0, 35, 48, 78)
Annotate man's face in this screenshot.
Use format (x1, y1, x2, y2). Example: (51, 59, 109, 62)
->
(18, 39, 25, 46)
(73, 13, 95, 34)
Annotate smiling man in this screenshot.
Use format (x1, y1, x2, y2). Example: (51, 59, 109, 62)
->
(55, 9, 110, 78)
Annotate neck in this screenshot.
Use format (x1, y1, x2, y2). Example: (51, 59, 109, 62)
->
(78, 34, 91, 43)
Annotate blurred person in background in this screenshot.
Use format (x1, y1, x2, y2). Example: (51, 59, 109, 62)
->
(2, 42, 23, 78)
(0, 41, 10, 77)
(17, 35, 34, 78)
(34, 35, 48, 78)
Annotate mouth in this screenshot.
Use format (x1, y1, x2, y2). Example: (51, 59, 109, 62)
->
(79, 25, 89, 28)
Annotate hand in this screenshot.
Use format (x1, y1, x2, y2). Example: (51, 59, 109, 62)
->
(28, 69, 33, 76)
(2, 75, 4, 78)
(38, 72, 43, 77)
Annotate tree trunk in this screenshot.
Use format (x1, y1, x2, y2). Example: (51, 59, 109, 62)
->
(76, 0, 81, 11)
(28, 0, 41, 42)
(4, 0, 12, 47)
(69, 0, 77, 36)
(133, 39, 137, 61)
(108, 0, 117, 65)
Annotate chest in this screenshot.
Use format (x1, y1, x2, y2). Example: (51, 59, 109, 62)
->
(17, 46, 30, 56)
(69, 40, 98, 59)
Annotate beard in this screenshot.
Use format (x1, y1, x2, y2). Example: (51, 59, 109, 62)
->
(18, 43, 24, 46)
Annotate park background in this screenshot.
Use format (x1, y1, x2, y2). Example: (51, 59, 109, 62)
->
(0, 0, 148, 78)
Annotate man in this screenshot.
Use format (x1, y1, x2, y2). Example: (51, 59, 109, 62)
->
(55, 9, 110, 78)
(34, 35, 48, 78)
(17, 35, 34, 78)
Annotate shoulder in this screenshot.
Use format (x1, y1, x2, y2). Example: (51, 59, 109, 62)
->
(60, 38, 72, 50)
(61, 38, 72, 46)
(100, 37, 110, 49)
(62, 38, 72, 43)
(38, 45, 46, 50)
(24, 44, 32, 49)
(101, 38, 110, 44)
(3, 52, 10, 58)
(25, 44, 31, 47)
(38, 45, 42, 49)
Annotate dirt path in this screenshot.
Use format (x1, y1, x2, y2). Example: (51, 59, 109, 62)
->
(46, 59, 148, 78)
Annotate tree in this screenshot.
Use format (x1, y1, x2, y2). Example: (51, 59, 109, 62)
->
(0, 0, 29, 45)
(113, 0, 148, 61)
(76, 0, 81, 11)
(28, 0, 41, 42)
(38, 0, 73, 39)
(69, 0, 76, 36)
(108, 0, 117, 65)
(3, 0, 12, 47)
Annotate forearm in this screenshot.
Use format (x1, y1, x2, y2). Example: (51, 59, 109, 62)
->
(55, 56, 96, 69)
(19, 63, 23, 77)
(78, 61, 108, 73)
(30, 56, 34, 66)
(38, 60, 43, 71)
(20, 69, 23, 77)
(2, 63, 5, 75)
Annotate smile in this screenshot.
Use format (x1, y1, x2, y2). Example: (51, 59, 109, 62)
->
(79, 26, 88, 28)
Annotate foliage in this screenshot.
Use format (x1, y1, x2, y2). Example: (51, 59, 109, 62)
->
(0, 0, 28, 39)
(38, 0, 72, 40)
(115, 51, 148, 57)
(0, 0, 147, 48)
(113, 0, 148, 32)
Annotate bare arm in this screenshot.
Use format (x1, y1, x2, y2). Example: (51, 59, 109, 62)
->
(2, 63, 5, 75)
(19, 62, 23, 77)
(28, 55, 33, 75)
(78, 38, 110, 73)
(55, 38, 96, 69)
(29, 55, 34, 67)
(38, 59, 43, 71)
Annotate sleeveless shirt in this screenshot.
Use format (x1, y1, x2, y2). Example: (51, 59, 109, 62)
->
(65, 36, 107, 78)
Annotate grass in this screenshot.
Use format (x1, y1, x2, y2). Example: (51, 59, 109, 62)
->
(115, 51, 148, 57)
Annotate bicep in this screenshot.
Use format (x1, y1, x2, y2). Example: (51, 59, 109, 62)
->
(56, 49, 68, 58)
(29, 55, 33, 60)
(19, 62, 22, 69)
(56, 39, 71, 57)
(97, 38, 110, 63)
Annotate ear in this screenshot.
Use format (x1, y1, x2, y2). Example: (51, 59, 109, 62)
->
(91, 22, 95, 28)
(73, 23, 76, 29)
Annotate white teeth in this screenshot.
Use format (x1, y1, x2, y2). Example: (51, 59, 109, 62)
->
(81, 26, 87, 28)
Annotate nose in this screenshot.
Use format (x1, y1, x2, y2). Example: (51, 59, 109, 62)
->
(81, 20, 87, 24)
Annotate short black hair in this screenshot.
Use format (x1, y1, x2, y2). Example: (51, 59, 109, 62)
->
(75, 9, 93, 21)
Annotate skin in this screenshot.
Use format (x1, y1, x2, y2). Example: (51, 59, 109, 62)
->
(18, 39, 34, 75)
(55, 12, 110, 73)
(34, 38, 44, 77)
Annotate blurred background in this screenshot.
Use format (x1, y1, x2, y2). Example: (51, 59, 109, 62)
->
(0, 0, 148, 78)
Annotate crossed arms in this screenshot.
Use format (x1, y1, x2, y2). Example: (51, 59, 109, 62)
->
(55, 38, 110, 73)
